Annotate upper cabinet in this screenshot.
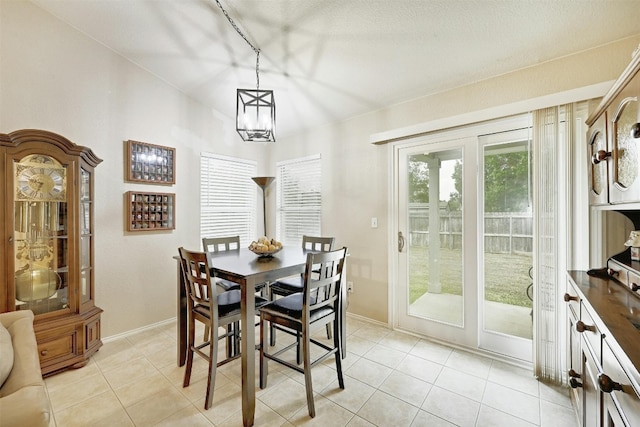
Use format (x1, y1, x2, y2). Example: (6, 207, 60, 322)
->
(0, 129, 103, 376)
(587, 47, 640, 207)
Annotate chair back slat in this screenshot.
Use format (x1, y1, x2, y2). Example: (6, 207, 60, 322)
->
(301, 235, 335, 252)
(303, 248, 347, 314)
(202, 236, 241, 253)
(179, 247, 216, 310)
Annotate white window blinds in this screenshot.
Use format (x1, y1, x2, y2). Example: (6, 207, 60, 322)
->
(532, 104, 572, 383)
(276, 155, 321, 246)
(200, 153, 257, 245)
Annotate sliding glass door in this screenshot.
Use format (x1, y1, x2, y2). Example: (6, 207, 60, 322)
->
(395, 115, 533, 361)
(396, 137, 478, 345)
(479, 129, 533, 361)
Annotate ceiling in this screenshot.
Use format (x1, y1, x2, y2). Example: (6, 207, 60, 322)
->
(31, 0, 640, 139)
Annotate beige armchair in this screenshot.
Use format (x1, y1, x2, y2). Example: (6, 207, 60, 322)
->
(0, 310, 51, 427)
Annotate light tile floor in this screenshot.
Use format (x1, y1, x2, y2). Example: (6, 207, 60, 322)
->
(44, 317, 578, 427)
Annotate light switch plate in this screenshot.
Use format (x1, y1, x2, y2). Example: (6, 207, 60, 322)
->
(371, 217, 378, 228)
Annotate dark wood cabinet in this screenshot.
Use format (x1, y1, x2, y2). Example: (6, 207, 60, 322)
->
(566, 272, 640, 427)
(0, 129, 103, 376)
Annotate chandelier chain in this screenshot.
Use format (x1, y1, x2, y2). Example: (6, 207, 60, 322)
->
(214, 0, 260, 89)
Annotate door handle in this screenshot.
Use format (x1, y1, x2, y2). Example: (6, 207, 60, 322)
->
(398, 231, 405, 253)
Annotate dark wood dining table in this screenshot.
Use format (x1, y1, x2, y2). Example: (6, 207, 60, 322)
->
(175, 246, 347, 427)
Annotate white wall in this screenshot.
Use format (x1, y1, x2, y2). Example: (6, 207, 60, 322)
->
(270, 35, 640, 323)
(2, 1, 639, 334)
(0, 1, 267, 337)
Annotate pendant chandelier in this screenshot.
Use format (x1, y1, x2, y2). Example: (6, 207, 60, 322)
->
(215, 0, 276, 142)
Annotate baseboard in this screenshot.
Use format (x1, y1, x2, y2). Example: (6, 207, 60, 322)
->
(102, 317, 177, 343)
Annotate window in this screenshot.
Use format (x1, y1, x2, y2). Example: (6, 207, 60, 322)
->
(200, 153, 257, 245)
(276, 154, 321, 246)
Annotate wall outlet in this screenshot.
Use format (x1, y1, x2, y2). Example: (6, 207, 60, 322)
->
(347, 281, 354, 293)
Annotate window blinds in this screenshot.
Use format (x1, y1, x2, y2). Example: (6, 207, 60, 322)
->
(200, 153, 257, 245)
(532, 104, 571, 383)
(276, 155, 321, 246)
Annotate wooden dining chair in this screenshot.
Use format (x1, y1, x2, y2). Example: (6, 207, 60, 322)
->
(178, 247, 267, 410)
(202, 236, 267, 354)
(259, 247, 348, 418)
(269, 235, 335, 361)
(202, 236, 242, 291)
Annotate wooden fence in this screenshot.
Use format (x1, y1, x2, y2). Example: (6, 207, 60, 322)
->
(409, 205, 532, 254)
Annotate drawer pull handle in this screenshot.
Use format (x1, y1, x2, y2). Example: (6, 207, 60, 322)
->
(569, 378, 583, 389)
(591, 150, 611, 165)
(576, 321, 596, 333)
(607, 268, 619, 277)
(40, 350, 48, 356)
(598, 374, 623, 393)
(568, 369, 581, 379)
(632, 283, 640, 292)
(563, 293, 578, 302)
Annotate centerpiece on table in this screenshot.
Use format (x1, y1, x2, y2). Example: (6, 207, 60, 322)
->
(249, 236, 283, 257)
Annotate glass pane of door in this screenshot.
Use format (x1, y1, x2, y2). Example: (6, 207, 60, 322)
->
(14, 154, 70, 314)
(407, 148, 463, 326)
(482, 136, 533, 341)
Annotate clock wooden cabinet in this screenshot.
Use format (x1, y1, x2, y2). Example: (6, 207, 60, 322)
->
(0, 129, 103, 376)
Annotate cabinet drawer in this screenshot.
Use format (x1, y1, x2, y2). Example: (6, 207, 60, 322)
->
(628, 270, 640, 297)
(565, 279, 581, 318)
(36, 326, 79, 365)
(607, 259, 629, 288)
(602, 339, 640, 426)
(578, 304, 601, 360)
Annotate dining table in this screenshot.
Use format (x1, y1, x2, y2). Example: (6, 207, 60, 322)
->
(175, 245, 347, 427)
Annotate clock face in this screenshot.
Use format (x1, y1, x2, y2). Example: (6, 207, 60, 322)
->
(15, 161, 66, 201)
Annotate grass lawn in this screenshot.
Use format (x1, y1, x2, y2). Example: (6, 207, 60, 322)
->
(409, 246, 533, 308)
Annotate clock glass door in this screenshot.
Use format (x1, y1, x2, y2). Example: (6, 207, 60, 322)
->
(80, 167, 93, 305)
(13, 154, 69, 315)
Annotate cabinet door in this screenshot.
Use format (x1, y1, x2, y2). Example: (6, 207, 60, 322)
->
(607, 70, 640, 204)
(583, 341, 602, 427)
(588, 113, 609, 205)
(11, 153, 73, 317)
(568, 304, 584, 416)
(601, 339, 640, 426)
(79, 167, 95, 310)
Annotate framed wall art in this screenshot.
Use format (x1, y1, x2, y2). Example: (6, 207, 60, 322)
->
(126, 191, 175, 231)
(125, 140, 175, 185)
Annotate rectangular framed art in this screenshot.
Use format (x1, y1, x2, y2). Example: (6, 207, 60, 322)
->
(125, 191, 175, 231)
(125, 140, 175, 185)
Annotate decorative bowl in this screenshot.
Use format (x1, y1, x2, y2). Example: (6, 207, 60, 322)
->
(249, 246, 282, 257)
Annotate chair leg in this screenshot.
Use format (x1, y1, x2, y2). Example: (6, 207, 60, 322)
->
(302, 326, 315, 418)
(183, 318, 195, 388)
(204, 321, 218, 410)
(269, 290, 276, 347)
(225, 324, 234, 358)
(334, 320, 345, 389)
(259, 315, 268, 389)
(296, 331, 302, 365)
(325, 322, 332, 340)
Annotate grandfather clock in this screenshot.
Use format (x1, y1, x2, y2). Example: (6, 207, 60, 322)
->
(0, 129, 103, 376)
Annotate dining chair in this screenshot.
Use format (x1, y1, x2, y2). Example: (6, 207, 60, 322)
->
(202, 236, 242, 291)
(259, 247, 348, 418)
(269, 235, 335, 361)
(202, 235, 269, 355)
(178, 247, 267, 410)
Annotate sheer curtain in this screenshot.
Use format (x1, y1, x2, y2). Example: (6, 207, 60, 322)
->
(532, 104, 573, 382)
